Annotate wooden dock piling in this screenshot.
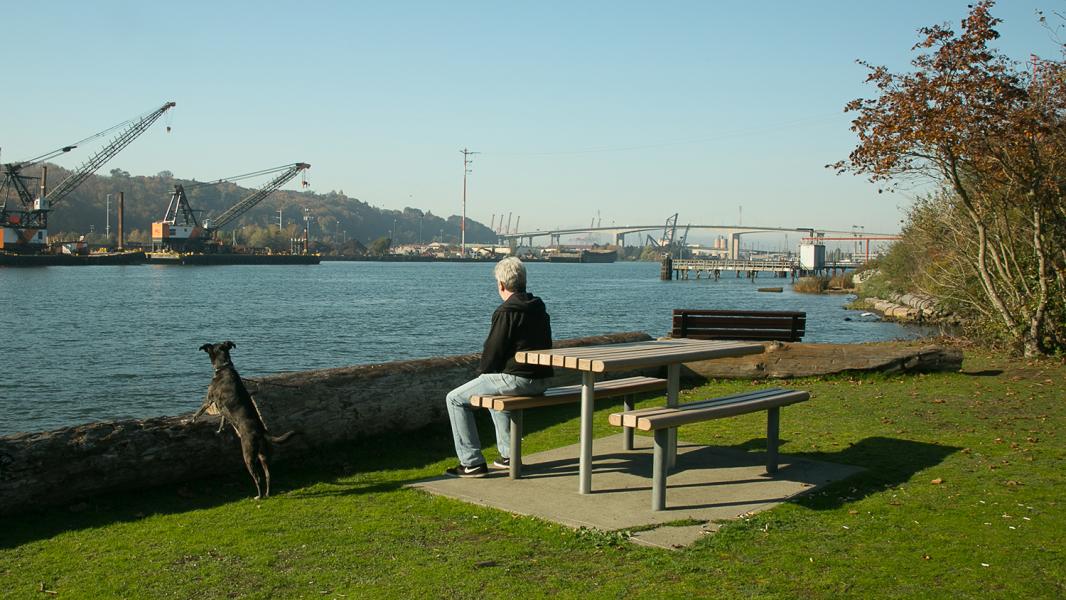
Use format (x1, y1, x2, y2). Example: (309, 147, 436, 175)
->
(660, 257, 673, 280)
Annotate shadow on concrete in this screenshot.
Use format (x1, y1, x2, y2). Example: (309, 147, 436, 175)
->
(410, 433, 866, 532)
(411, 433, 961, 537)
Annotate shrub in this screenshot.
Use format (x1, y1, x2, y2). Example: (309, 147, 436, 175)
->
(792, 276, 828, 294)
(829, 273, 854, 289)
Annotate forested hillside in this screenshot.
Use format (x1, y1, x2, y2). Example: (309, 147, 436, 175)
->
(17, 164, 496, 247)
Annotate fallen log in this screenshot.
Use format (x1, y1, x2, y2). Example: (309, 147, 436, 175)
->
(0, 332, 650, 516)
(681, 341, 963, 380)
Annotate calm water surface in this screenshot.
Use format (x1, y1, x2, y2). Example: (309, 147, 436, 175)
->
(0, 261, 925, 435)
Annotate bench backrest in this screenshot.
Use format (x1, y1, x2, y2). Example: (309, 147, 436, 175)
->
(671, 309, 806, 342)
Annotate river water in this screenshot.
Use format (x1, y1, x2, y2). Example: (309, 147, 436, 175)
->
(0, 261, 924, 435)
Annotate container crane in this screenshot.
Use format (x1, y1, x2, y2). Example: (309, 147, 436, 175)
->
(0, 101, 176, 251)
(152, 162, 310, 251)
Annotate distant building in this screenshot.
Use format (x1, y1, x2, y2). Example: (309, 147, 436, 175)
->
(470, 245, 511, 258)
(689, 245, 728, 258)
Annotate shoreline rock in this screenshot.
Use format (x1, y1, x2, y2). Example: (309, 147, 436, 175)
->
(855, 294, 961, 325)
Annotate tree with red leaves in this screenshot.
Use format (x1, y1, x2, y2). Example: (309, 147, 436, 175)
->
(834, 1, 1065, 356)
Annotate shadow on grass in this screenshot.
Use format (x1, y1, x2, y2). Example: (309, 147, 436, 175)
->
(960, 369, 1004, 377)
(0, 422, 462, 549)
(788, 436, 961, 510)
(0, 427, 958, 548)
(0, 390, 646, 550)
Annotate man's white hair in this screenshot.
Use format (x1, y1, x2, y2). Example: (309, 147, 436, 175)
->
(494, 256, 527, 292)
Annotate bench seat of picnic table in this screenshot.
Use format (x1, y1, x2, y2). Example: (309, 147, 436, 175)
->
(608, 387, 810, 510)
(470, 375, 667, 479)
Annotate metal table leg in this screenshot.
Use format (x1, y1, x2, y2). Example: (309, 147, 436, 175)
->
(579, 371, 595, 494)
(509, 410, 523, 479)
(622, 394, 635, 451)
(666, 363, 680, 469)
(652, 428, 669, 511)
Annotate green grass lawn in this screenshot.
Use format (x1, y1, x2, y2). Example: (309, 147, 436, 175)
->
(1, 348, 1063, 599)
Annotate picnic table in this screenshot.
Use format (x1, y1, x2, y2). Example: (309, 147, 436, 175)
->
(514, 338, 765, 494)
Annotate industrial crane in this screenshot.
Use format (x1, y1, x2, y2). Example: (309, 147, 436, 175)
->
(0, 101, 176, 251)
(676, 223, 691, 259)
(152, 162, 310, 251)
(645, 213, 679, 252)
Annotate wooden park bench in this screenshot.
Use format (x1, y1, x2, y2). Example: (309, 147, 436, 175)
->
(608, 387, 810, 511)
(671, 309, 806, 342)
(470, 376, 667, 479)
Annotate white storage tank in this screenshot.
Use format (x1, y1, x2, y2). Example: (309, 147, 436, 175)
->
(799, 242, 825, 270)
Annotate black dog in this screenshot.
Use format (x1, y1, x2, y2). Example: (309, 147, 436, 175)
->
(191, 341, 295, 499)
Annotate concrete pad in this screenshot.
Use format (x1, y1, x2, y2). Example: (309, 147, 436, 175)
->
(629, 522, 721, 550)
(410, 434, 863, 548)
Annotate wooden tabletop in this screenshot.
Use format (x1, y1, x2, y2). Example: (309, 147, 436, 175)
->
(514, 338, 765, 373)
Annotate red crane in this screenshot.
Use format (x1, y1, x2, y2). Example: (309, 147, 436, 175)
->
(0, 102, 175, 252)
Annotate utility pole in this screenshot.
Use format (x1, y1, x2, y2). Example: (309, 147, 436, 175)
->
(304, 208, 311, 254)
(117, 192, 125, 251)
(105, 194, 111, 240)
(460, 148, 479, 257)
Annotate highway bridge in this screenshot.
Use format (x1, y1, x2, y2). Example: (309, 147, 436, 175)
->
(497, 224, 897, 260)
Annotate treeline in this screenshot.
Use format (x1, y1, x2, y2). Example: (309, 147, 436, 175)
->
(20, 165, 496, 248)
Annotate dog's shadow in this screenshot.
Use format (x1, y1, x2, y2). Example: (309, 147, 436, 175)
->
(0, 423, 458, 549)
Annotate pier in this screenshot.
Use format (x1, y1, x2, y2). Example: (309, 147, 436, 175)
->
(661, 257, 858, 281)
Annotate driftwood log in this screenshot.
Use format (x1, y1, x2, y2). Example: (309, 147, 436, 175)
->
(680, 341, 963, 380)
(0, 332, 650, 516)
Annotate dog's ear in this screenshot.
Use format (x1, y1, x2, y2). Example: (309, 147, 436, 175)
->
(199, 344, 213, 353)
(223, 341, 236, 350)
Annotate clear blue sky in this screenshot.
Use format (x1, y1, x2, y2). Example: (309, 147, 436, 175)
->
(1, 1, 1058, 240)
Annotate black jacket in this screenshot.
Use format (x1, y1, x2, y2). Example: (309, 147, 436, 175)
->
(478, 291, 554, 379)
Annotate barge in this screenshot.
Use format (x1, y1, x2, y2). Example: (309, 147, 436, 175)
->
(547, 249, 618, 263)
(0, 251, 147, 267)
(146, 252, 320, 265)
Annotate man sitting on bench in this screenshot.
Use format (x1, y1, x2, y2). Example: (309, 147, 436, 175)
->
(444, 257, 554, 478)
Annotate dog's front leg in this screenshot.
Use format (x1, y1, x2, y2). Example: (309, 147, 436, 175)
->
(187, 403, 208, 425)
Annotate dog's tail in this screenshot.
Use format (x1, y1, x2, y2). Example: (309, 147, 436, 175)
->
(270, 431, 297, 444)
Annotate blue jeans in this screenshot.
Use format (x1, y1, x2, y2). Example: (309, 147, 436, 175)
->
(446, 373, 547, 467)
